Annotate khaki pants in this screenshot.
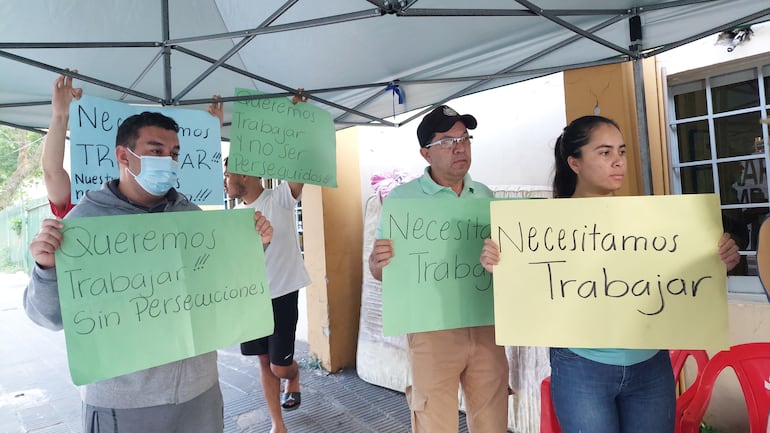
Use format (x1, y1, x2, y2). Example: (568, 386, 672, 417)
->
(406, 325, 509, 433)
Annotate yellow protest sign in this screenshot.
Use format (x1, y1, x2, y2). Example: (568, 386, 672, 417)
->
(490, 194, 729, 350)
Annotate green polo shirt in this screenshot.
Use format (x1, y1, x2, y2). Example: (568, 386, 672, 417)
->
(376, 167, 492, 238)
(389, 167, 492, 199)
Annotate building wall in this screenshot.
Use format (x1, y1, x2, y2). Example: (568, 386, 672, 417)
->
(357, 72, 566, 204)
(657, 22, 770, 76)
(304, 127, 363, 371)
(652, 22, 770, 433)
(563, 62, 644, 196)
(643, 56, 672, 196)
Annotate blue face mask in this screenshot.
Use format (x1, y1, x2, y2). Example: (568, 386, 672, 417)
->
(126, 148, 179, 196)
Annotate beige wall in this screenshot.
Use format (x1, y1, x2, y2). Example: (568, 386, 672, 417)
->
(563, 62, 643, 197)
(303, 127, 363, 371)
(302, 183, 331, 366)
(642, 57, 671, 195)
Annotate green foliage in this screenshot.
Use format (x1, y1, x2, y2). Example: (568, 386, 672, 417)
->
(700, 422, 719, 433)
(298, 354, 325, 371)
(10, 217, 22, 237)
(0, 247, 20, 273)
(0, 125, 45, 209)
(0, 126, 21, 185)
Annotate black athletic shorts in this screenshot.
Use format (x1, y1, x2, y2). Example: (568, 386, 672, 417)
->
(240, 290, 299, 366)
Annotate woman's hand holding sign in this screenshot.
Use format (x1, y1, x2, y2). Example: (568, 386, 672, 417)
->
(718, 232, 740, 272)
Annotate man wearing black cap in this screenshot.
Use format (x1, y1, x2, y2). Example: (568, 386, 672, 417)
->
(368, 105, 509, 433)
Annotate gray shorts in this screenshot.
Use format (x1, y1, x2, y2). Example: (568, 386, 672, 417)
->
(83, 383, 223, 433)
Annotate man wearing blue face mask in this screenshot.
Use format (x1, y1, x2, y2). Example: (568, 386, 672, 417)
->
(24, 109, 274, 433)
(125, 146, 179, 196)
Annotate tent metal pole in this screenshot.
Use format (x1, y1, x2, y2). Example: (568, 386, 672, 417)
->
(515, 0, 635, 58)
(167, 9, 382, 45)
(173, 48, 393, 126)
(338, 5, 625, 125)
(335, 85, 394, 124)
(173, 0, 298, 102)
(498, 14, 628, 74)
(394, 57, 620, 88)
(397, 8, 629, 17)
(358, 57, 625, 127)
(638, 0, 722, 12)
(0, 51, 162, 103)
(0, 120, 46, 135)
(633, 58, 653, 196)
(0, 101, 50, 108)
(161, 0, 172, 103)
(392, 0, 632, 16)
(0, 42, 158, 49)
(120, 50, 164, 101)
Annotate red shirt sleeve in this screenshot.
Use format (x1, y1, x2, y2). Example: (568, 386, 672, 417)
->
(49, 199, 75, 218)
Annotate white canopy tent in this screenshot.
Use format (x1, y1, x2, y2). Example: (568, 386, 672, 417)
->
(4, 3, 770, 429)
(1, 0, 769, 138)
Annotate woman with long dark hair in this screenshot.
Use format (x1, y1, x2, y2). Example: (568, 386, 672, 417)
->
(481, 115, 740, 433)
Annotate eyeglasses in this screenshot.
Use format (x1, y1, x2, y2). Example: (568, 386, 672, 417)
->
(425, 134, 473, 150)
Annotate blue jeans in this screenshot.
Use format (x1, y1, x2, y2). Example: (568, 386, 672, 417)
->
(550, 348, 675, 433)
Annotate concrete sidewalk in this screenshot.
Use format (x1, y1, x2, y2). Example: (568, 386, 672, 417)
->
(0, 271, 453, 433)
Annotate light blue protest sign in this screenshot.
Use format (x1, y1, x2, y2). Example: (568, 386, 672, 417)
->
(68, 95, 223, 205)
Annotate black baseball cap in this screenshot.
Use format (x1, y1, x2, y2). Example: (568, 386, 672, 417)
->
(416, 105, 477, 148)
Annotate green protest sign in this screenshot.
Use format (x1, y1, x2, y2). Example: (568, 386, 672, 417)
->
(228, 88, 337, 187)
(54, 209, 273, 385)
(381, 198, 494, 336)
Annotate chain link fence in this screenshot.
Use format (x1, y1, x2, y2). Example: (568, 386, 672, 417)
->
(0, 196, 52, 273)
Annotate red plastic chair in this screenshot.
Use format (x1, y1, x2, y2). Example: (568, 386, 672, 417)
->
(540, 376, 561, 433)
(678, 343, 770, 433)
(540, 350, 709, 433)
(670, 349, 710, 384)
